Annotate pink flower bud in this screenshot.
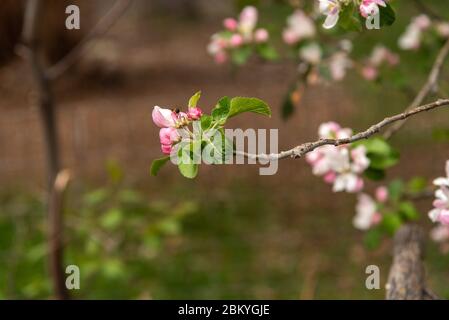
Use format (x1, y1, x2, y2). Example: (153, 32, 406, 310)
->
(152, 106, 176, 128)
(305, 150, 322, 166)
(354, 178, 365, 193)
(371, 212, 383, 225)
(414, 14, 431, 30)
(318, 121, 341, 138)
(386, 52, 400, 66)
(239, 6, 258, 32)
(161, 144, 173, 155)
(434, 199, 448, 209)
(361, 65, 378, 81)
(375, 186, 389, 203)
(159, 127, 179, 146)
(223, 18, 238, 31)
(230, 34, 244, 47)
(359, 0, 386, 18)
(214, 51, 228, 64)
(187, 107, 203, 121)
(254, 28, 269, 43)
(324, 171, 337, 184)
(439, 210, 449, 225)
(282, 29, 299, 45)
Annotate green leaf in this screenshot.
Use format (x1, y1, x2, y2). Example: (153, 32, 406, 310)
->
(257, 44, 278, 61)
(388, 179, 404, 202)
(212, 96, 231, 124)
(188, 91, 201, 108)
(106, 159, 124, 184)
(150, 157, 170, 176)
(381, 213, 402, 235)
(202, 128, 233, 165)
(362, 138, 394, 156)
(364, 228, 382, 250)
(368, 152, 399, 170)
(361, 137, 399, 170)
(281, 89, 295, 120)
(228, 97, 271, 118)
(200, 115, 212, 130)
(84, 188, 108, 206)
(364, 167, 385, 181)
(178, 162, 198, 179)
(379, 3, 396, 27)
(339, 2, 363, 32)
(407, 177, 427, 193)
(100, 208, 123, 230)
(232, 46, 253, 65)
(398, 202, 420, 221)
(432, 128, 449, 142)
(103, 259, 124, 279)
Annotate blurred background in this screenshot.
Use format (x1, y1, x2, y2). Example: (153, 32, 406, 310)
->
(0, 0, 448, 299)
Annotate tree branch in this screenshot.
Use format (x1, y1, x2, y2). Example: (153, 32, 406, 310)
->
(383, 38, 449, 139)
(236, 99, 449, 161)
(46, 0, 133, 80)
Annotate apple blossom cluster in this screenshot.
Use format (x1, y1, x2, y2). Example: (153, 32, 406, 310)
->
(207, 6, 270, 64)
(283, 10, 316, 45)
(151, 92, 272, 178)
(306, 122, 370, 193)
(361, 45, 399, 81)
(281, 9, 356, 83)
(428, 161, 449, 226)
(318, 0, 387, 29)
(152, 105, 203, 155)
(353, 186, 388, 230)
(399, 14, 449, 51)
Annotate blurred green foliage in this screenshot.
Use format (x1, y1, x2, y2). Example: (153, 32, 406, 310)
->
(0, 161, 197, 299)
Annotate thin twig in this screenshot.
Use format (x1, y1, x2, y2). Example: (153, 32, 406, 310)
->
(236, 99, 449, 161)
(46, 0, 133, 80)
(412, 0, 445, 21)
(21, 0, 68, 300)
(383, 38, 449, 139)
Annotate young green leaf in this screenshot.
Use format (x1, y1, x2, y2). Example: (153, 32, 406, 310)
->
(379, 3, 396, 27)
(212, 96, 231, 124)
(228, 97, 271, 118)
(150, 157, 170, 176)
(200, 115, 212, 130)
(188, 91, 201, 108)
(178, 162, 199, 179)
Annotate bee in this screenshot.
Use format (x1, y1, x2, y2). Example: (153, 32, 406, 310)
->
(172, 108, 180, 114)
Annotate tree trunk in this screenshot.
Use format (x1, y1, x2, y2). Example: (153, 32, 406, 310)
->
(386, 224, 439, 300)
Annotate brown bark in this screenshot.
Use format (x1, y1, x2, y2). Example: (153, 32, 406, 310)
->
(386, 224, 439, 300)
